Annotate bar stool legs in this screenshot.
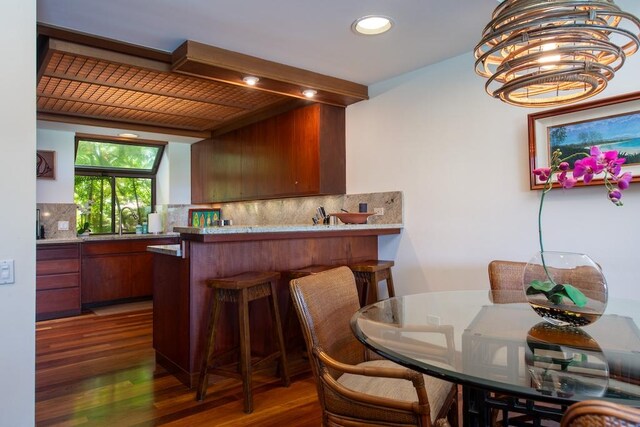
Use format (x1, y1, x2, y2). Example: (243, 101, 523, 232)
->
(196, 272, 289, 413)
(196, 292, 222, 401)
(349, 260, 395, 306)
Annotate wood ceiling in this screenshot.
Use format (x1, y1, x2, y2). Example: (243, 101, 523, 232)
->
(37, 25, 368, 139)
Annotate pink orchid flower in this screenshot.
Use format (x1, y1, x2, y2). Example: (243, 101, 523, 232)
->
(573, 157, 604, 184)
(557, 171, 577, 188)
(533, 167, 551, 182)
(609, 189, 623, 205)
(617, 172, 633, 190)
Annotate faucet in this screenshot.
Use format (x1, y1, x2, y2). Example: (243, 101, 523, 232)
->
(119, 206, 139, 235)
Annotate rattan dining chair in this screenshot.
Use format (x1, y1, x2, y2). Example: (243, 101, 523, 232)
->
(488, 259, 606, 305)
(561, 400, 640, 426)
(488, 260, 528, 303)
(289, 266, 458, 427)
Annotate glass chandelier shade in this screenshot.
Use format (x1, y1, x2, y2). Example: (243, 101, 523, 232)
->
(474, 0, 640, 107)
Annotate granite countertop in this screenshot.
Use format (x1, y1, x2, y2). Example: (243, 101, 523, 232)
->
(173, 223, 403, 235)
(37, 232, 180, 245)
(147, 244, 181, 257)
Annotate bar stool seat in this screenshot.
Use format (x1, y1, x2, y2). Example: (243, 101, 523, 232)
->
(287, 264, 336, 279)
(349, 260, 396, 306)
(196, 271, 290, 413)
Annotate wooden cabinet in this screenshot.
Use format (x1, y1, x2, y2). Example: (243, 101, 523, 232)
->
(81, 237, 178, 305)
(191, 103, 345, 203)
(36, 243, 81, 320)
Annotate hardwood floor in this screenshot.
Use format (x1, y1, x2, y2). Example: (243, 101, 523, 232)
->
(36, 308, 322, 426)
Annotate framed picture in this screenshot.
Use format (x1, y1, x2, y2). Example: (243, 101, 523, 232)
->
(188, 208, 221, 227)
(528, 91, 640, 189)
(36, 150, 56, 179)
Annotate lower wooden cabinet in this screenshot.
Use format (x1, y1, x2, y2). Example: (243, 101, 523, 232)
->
(81, 237, 178, 305)
(36, 243, 81, 321)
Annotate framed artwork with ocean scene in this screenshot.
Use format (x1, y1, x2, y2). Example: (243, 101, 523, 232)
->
(529, 92, 640, 190)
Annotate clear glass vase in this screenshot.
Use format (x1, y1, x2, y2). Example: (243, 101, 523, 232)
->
(523, 251, 607, 327)
(525, 322, 609, 398)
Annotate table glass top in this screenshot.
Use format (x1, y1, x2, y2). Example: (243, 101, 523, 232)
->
(351, 290, 640, 405)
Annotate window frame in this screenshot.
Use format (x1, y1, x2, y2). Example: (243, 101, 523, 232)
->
(74, 134, 166, 234)
(74, 133, 167, 176)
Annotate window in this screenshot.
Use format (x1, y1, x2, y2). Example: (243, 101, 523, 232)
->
(74, 134, 165, 234)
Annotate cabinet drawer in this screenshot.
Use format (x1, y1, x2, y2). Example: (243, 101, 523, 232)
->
(36, 288, 81, 319)
(37, 244, 80, 261)
(36, 259, 80, 276)
(36, 273, 79, 291)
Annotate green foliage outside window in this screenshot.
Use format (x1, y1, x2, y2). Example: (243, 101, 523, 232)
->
(75, 139, 160, 171)
(74, 137, 162, 235)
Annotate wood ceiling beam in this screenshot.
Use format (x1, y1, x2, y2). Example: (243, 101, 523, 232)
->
(37, 113, 212, 139)
(171, 41, 369, 107)
(38, 23, 173, 64)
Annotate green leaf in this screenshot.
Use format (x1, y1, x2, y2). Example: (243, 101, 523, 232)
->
(562, 284, 588, 308)
(548, 293, 564, 305)
(529, 280, 555, 293)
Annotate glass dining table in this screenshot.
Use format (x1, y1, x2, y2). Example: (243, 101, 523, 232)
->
(350, 290, 640, 426)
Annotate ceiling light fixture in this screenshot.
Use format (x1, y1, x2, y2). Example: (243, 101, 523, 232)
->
(474, 0, 640, 107)
(242, 76, 260, 86)
(302, 89, 317, 98)
(352, 15, 394, 35)
(118, 133, 139, 138)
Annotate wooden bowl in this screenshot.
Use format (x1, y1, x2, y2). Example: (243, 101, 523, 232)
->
(330, 212, 375, 224)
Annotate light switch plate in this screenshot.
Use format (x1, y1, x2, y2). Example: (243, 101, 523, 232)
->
(0, 259, 14, 285)
(58, 221, 69, 231)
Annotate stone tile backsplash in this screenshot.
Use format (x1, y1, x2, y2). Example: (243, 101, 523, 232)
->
(37, 203, 77, 239)
(162, 191, 403, 232)
(39, 191, 403, 235)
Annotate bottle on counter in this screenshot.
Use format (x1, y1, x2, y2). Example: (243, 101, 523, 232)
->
(142, 222, 148, 234)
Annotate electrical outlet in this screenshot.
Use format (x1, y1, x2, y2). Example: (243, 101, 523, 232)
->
(373, 207, 384, 216)
(426, 314, 441, 326)
(58, 220, 69, 231)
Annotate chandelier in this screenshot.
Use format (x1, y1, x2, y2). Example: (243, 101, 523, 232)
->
(474, 0, 640, 107)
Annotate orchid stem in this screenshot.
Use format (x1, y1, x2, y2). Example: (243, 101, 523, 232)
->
(538, 183, 555, 284)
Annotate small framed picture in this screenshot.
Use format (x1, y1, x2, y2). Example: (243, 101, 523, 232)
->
(528, 91, 640, 189)
(36, 150, 56, 179)
(188, 208, 221, 227)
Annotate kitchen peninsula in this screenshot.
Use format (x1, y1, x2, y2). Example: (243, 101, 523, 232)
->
(150, 223, 401, 387)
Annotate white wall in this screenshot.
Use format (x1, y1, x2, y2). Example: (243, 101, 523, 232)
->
(36, 127, 195, 205)
(0, 0, 36, 424)
(156, 142, 191, 205)
(347, 16, 640, 300)
(167, 143, 192, 205)
(37, 128, 75, 203)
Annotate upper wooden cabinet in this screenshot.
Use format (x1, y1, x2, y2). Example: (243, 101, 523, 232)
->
(191, 103, 345, 203)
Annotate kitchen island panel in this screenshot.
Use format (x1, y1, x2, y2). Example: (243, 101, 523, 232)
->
(153, 231, 390, 387)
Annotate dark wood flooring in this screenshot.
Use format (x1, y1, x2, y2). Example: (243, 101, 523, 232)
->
(35, 307, 322, 426)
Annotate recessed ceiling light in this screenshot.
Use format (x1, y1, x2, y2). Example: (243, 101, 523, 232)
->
(118, 133, 138, 138)
(352, 15, 394, 35)
(242, 76, 260, 86)
(302, 89, 317, 98)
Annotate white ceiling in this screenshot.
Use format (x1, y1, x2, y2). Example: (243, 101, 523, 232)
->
(37, 0, 499, 86)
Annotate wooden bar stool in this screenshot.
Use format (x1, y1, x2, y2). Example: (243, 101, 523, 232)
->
(349, 260, 396, 306)
(196, 271, 290, 413)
